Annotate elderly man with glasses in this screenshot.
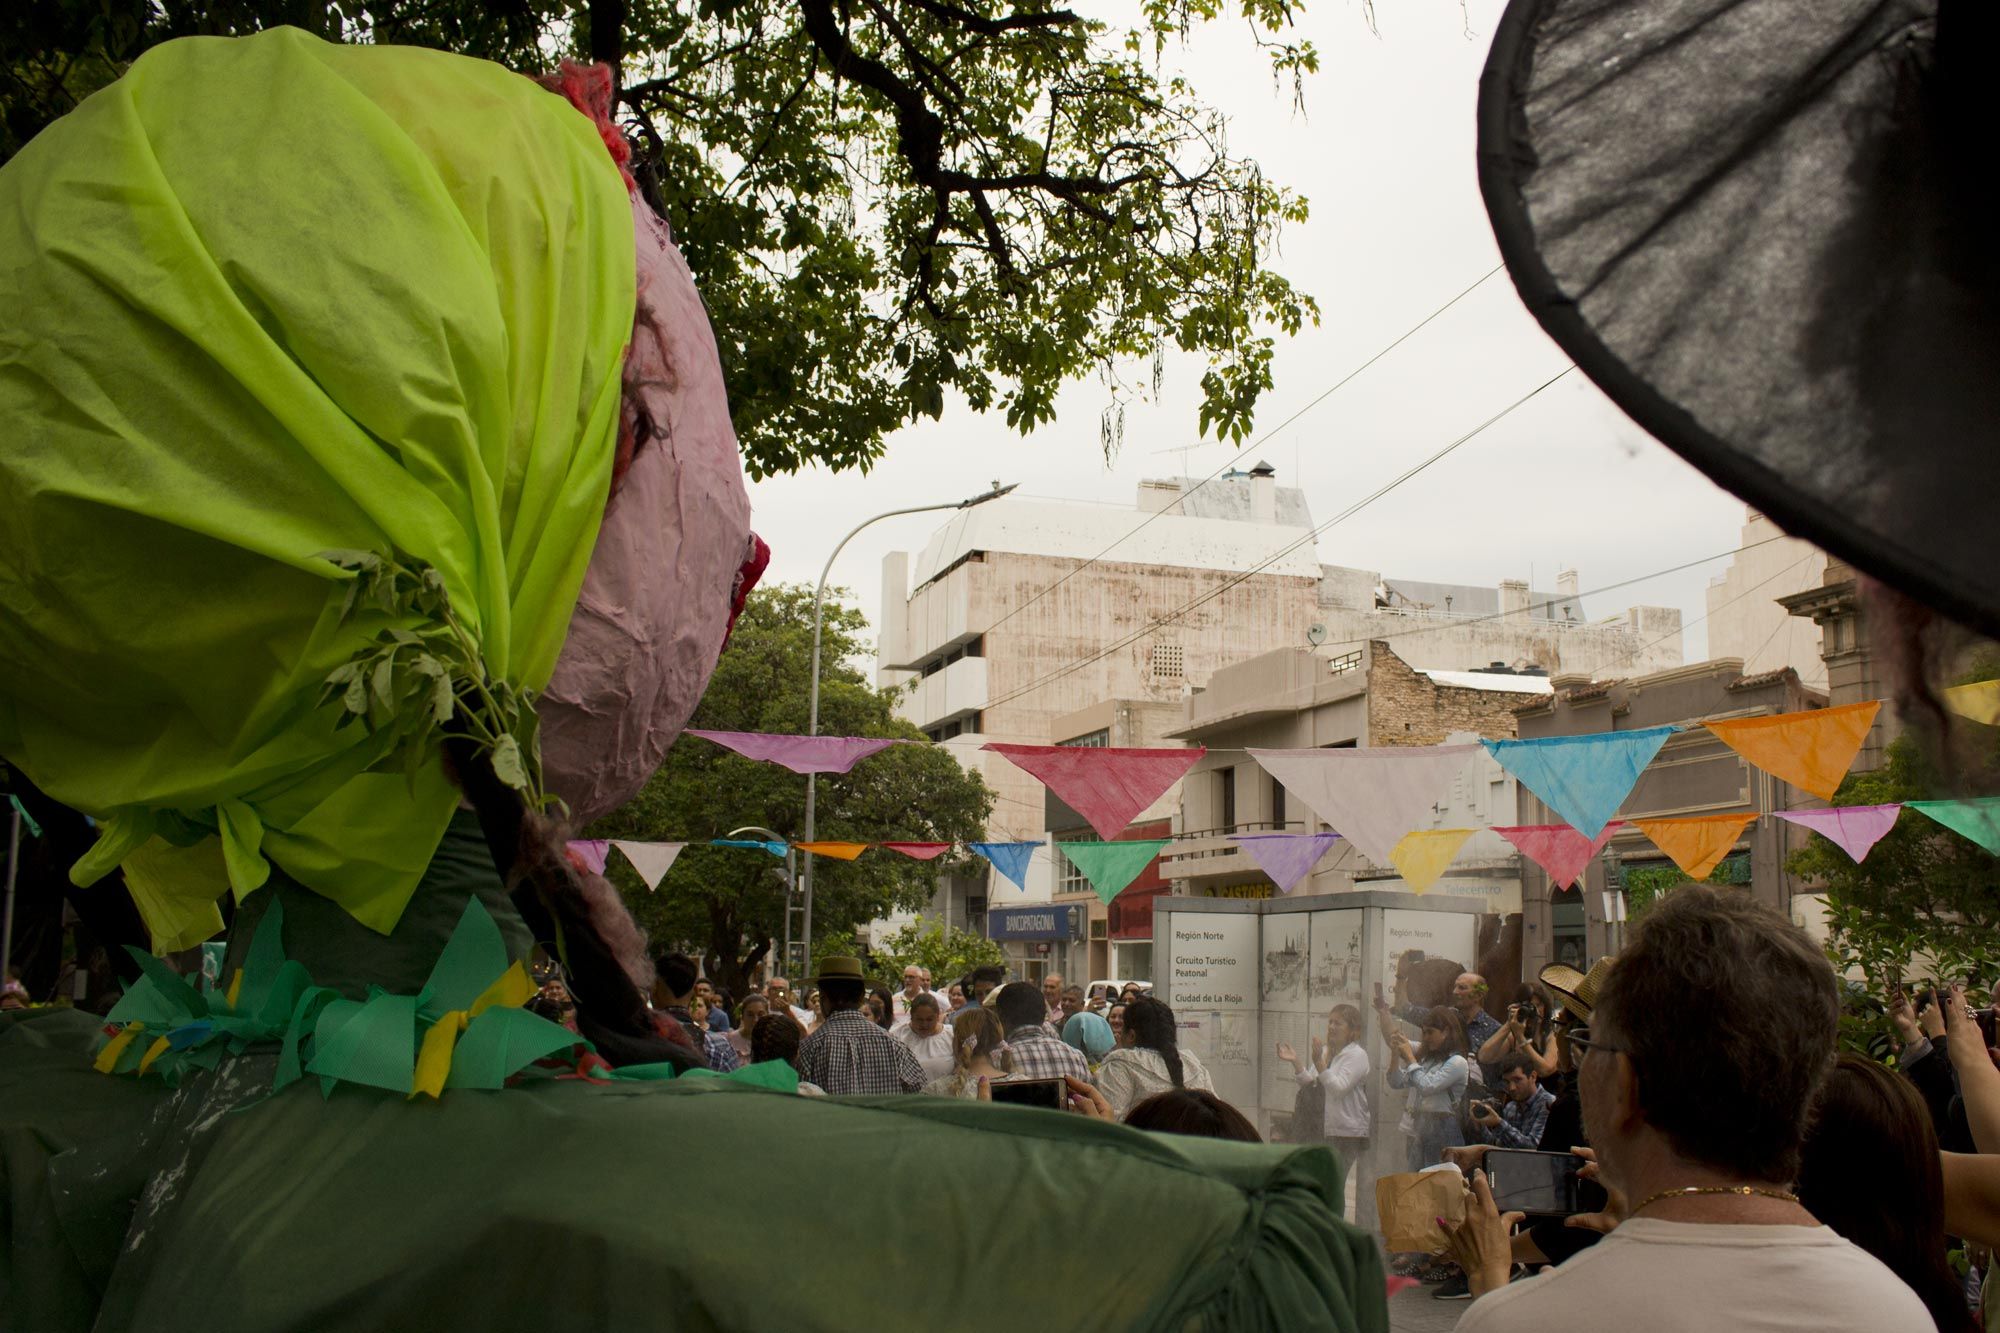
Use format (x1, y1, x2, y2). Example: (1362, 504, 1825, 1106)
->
(891, 965, 948, 1025)
(1441, 888, 1932, 1333)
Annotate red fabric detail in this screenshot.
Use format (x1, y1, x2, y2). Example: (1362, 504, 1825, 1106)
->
(723, 533, 770, 645)
(1108, 818, 1172, 940)
(880, 842, 953, 860)
(537, 61, 635, 190)
(983, 743, 1205, 841)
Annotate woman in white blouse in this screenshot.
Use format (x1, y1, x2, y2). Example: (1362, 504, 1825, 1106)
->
(1096, 996, 1215, 1118)
(1278, 1003, 1371, 1178)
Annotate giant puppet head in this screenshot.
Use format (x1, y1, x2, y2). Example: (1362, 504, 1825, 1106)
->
(0, 29, 758, 949)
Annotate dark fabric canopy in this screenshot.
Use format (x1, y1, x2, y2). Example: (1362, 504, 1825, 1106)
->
(1479, 0, 2000, 636)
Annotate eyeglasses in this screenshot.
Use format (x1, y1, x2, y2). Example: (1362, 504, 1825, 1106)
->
(1565, 1027, 1624, 1059)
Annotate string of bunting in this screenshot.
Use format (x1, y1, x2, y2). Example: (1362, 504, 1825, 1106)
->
(603, 697, 1997, 900)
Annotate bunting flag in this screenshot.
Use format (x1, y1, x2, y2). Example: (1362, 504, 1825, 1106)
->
(982, 743, 1205, 841)
(564, 839, 609, 875)
(710, 838, 787, 857)
(1702, 700, 1881, 801)
(1946, 681, 2000, 726)
(880, 842, 954, 860)
(1388, 829, 1475, 895)
(1630, 813, 1755, 881)
(686, 730, 905, 775)
(1907, 799, 2000, 856)
(1247, 745, 1481, 865)
(793, 840, 869, 861)
(610, 840, 685, 889)
(1229, 832, 1343, 893)
(1494, 824, 1618, 890)
(1058, 839, 1171, 905)
(1772, 806, 1901, 865)
(970, 841, 1040, 891)
(1483, 726, 1675, 839)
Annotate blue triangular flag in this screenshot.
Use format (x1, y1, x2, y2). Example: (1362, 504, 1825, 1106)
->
(969, 840, 1040, 892)
(709, 838, 788, 857)
(1482, 726, 1676, 839)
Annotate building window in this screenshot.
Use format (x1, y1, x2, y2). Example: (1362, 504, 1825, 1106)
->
(1219, 767, 1236, 832)
(1059, 728, 1109, 748)
(1055, 834, 1091, 896)
(1272, 777, 1286, 829)
(1327, 650, 1362, 675)
(1149, 642, 1185, 683)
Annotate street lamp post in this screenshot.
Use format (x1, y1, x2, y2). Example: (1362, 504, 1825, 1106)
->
(799, 481, 1017, 969)
(725, 825, 795, 984)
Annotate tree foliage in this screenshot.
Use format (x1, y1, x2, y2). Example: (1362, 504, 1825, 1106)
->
(1789, 732, 2000, 1010)
(586, 584, 993, 996)
(4, 0, 1319, 477)
(870, 919, 1006, 990)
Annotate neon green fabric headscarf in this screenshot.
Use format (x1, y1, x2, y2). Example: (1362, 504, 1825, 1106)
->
(0, 29, 634, 948)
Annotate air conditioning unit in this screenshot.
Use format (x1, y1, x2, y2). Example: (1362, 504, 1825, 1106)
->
(1089, 919, 1108, 940)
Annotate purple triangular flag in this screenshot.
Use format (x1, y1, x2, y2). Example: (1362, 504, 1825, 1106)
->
(565, 839, 610, 875)
(1773, 805, 1902, 864)
(686, 730, 905, 775)
(1229, 832, 1342, 893)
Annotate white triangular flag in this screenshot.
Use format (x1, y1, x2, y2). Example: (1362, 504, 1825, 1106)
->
(612, 840, 686, 890)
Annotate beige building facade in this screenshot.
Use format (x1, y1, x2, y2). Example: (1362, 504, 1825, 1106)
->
(1707, 507, 1829, 692)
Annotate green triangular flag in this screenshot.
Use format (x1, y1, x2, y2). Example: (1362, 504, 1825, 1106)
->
(1908, 798, 2000, 856)
(307, 990, 419, 1095)
(446, 1006, 581, 1090)
(1056, 839, 1170, 906)
(421, 897, 510, 1017)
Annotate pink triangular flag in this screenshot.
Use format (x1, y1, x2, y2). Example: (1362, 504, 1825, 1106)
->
(565, 839, 610, 875)
(1494, 824, 1618, 891)
(1229, 832, 1342, 893)
(982, 744, 1205, 840)
(880, 842, 954, 861)
(611, 840, 685, 889)
(686, 730, 905, 775)
(1773, 805, 1902, 864)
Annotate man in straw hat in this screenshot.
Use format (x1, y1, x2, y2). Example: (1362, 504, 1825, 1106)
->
(794, 956, 926, 1096)
(1442, 887, 1930, 1331)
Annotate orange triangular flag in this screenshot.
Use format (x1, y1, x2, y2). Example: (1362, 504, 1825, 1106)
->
(1702, 701, 1880, 802)
(793, 841, 869, 861)
(1630, 814, 1756, 881)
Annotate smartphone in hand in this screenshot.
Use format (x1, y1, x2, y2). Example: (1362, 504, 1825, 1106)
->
(989, 1078, 1066, 1110)
(1485, 1148, 1583, 1215)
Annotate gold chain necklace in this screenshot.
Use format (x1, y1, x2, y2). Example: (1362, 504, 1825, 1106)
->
(1632, 1184, 1800, 1214)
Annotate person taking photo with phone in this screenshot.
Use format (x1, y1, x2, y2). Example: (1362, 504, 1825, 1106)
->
(1387, 1006, 1471, 1171)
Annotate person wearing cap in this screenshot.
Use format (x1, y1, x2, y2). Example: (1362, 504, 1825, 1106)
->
(794, 957, 926, 1096)
(1444, 888, 1931, 1332)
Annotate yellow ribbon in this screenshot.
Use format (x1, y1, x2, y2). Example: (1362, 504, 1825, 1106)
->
(93, 1022, 146, 1073)
(410, 961, 538, 1099)
(138, 1035, 174, 1075)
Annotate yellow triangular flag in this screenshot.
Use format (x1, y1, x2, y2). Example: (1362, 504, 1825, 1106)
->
(1389, 829, 1475, 895)
(1631, 813, 1756, 881)
(794, 841, 869, 861)
(1703, 701, 1880, 801)
(1946, 681, 2000, 726)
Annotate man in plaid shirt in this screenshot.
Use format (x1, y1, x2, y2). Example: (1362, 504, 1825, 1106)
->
(995, 983, 1092, 1084)
(796, 957, 926, 1095)
(1470, 1052, 1554, 1149)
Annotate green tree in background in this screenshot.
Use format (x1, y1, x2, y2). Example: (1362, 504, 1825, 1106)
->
(588, 584, 992, 997)
(1789, 733, 2000, 1013)
(4, 0, 1320, 477)
(871, 919, 1006, 991)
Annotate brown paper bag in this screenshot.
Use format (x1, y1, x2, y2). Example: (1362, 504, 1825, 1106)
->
(1373, 1167, 1466, 1253)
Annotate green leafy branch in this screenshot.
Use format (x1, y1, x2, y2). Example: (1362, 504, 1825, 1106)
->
(315, 550, 551, 809)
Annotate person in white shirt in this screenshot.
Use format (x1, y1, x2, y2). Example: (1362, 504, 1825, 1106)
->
(891, 993, 956, 1083)
(1278, 1003, 1370, 1175)
(1097, 995, 1214, 1117)
(1443, 887, 1936, 1333)
(891, 965, 948, 1024)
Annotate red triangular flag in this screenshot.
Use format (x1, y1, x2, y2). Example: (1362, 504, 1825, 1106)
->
(1494, 824, 1618, 891)
(982, 744, 1205, 840)
(880, 842, 953, 861)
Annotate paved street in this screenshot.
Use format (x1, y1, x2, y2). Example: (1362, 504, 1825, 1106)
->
(1388, 1284, 1468, 1332)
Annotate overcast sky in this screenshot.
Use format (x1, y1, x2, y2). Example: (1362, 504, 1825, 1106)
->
(741, 0, 1751, 670)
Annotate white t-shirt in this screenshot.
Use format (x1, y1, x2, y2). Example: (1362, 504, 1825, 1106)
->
(1457, 1219, 1936, 1333)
